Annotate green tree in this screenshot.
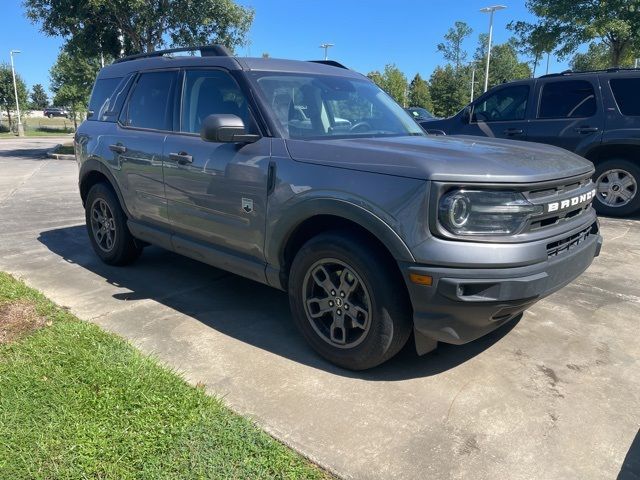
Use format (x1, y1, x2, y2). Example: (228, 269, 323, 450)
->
(24, 0, 254, 58)
(429, 64, 469, 117)
(571, 42, 635, 71)
(29, 83, 49, 109)
(50, 51, 102, 129)
(473, 37, 532, 93)
(366, 64, 408, 105)
(437, 21, 473, 70)
(512, 0, 640, 66)
(509, 22, 557, 76)
(0, 64, 28, 127)
(408, 74, 432, 110)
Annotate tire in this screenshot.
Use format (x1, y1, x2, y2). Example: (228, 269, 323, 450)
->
(47, 113, 53, 118)
(288, 231, 412, 370)
(593, 159, 640, 217)
(85, 183, 142, 265)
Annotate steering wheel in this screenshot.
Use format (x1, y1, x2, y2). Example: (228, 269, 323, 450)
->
(349, 121, 372, 133)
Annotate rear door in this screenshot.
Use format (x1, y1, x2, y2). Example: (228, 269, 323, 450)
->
(111, 70, 179, 226)
(458, 83, 533, 140)
(163, 68, 270, 264)
(527, 77, 604, 154)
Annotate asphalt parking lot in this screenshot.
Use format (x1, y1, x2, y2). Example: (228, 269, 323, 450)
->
(0, 137, 638, 480)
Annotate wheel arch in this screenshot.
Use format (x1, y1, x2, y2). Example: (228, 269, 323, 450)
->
(266, 199, 415, 290)
(584, 143, 640, 165)
(79, 159, 131, 217)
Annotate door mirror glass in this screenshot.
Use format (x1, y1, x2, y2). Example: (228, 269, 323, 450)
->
(200, 114, 260, 143)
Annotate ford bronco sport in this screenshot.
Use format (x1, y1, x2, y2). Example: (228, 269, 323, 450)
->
(422, 69, 640, 217)
(75, 46, 602, 370)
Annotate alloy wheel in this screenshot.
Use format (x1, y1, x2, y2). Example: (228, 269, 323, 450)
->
(90, 198, 117, 252)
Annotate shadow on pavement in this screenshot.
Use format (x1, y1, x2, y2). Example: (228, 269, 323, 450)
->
(38, 224, 520, 381)
(619, 429, 640, 480)
(0, 146, 55, 159)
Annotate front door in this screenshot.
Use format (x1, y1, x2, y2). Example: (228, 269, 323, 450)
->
(163, 68, 270, 263)
(526, 77, 604, 154)
(459, 83, 532, 140)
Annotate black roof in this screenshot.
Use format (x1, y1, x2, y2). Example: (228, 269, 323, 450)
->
(98, 44, 360, 80)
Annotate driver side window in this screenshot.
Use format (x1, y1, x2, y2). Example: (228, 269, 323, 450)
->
(472, 85, 530, 123)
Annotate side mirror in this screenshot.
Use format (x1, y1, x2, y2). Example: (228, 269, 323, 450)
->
(461, 105, 472, 124)
(200, 114, 260, 143)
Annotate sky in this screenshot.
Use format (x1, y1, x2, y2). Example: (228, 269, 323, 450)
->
(1, 0, 574, 97)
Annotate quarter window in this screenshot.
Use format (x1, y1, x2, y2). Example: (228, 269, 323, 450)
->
(538, 80, 596, 119)
(610, 78, 640, 116)
(180, 70, 251, 134)
(472, 85, 529, 122)
(120, 71, 178, 130)
(88, 77, 122, 121)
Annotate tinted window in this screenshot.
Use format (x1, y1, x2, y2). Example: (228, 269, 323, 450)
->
(610, 78, 640, 116)
(120, 71, 177, 130)
(472, 85, 529, 122)
(181, 70, 251, 134)
(538, 80, 596, 119)
(88, 78, 121, 120)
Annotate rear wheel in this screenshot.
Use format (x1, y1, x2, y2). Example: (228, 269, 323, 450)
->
(593, 159, 640, 216)
(288, 231, 412, 370)
(85, 183, 142, 265)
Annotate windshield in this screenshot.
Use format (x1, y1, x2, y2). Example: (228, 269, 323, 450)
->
(252, 73, 425, 140)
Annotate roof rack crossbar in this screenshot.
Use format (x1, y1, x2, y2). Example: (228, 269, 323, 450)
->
(113, 45, 232, 64)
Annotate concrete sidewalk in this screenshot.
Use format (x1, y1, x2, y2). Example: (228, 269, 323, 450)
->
(1, 137, 638, 479)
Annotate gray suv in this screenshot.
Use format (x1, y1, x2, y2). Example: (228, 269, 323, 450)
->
(75, 46, 602, 370)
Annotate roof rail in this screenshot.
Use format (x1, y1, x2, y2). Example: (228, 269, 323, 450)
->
(308, 60, 349, 69)
(113, 45, 232, 64)
(539, 66, 640, 78)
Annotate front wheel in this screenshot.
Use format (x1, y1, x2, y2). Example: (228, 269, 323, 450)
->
(593, 159, 640, 217)
(288, 231, 412, 370)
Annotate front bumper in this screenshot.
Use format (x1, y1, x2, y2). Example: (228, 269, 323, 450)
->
(401, 222, 602, 346)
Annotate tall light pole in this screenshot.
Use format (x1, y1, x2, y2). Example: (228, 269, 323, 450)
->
(480, 5, 507, 93)
(319, 43, 334, 60)
(9, 49, 24, 137)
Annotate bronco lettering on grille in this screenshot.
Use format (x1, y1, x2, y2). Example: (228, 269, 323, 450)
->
(546, 189, 596, 213)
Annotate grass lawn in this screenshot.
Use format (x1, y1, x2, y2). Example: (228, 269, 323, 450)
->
(53, 143, 75, 155)
(0, 116, 75, 138)
(0, 272, 329, 480)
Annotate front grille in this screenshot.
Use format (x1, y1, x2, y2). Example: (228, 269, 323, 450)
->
(546, 222, 598, 257)
(522, 176, 594, 233)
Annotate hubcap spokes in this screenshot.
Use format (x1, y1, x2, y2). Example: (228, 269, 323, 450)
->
(596, 169, 637, 207)
(90, 199, 117, 252)
(303, 259, 372, 348)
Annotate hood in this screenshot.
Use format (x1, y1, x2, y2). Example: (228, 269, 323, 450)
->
(285, 135, 594, 183)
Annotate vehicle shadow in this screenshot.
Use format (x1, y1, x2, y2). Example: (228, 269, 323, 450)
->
(37, 224, 520, 381)
(618, 429, 640, 480)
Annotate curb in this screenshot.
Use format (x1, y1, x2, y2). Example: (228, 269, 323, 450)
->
(46, 144, 76, 160)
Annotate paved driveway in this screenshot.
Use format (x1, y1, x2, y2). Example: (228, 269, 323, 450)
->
(1, 137, 638, 479)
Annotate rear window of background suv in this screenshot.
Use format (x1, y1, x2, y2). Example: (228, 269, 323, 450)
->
(610, 78, 640, 116)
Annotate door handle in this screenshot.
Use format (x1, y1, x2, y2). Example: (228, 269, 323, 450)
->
(109, 144, 127, 154)
(575, 126, 599, 134)
(503, 128, 524, 136)
(169, 152, 193, 165)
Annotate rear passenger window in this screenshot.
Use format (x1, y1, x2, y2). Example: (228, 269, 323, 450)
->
(538, 80, 596, 119)
(88, 78, 121, 120)
(120, 71, 178, 130)
(610, 78, 640, 116)
(180, 69, 252, 134)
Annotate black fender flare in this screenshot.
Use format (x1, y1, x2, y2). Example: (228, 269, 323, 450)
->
(78, 158, 132, 218)
(265, 197, 415, 289)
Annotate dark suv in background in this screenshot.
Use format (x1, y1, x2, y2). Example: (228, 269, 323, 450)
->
(43, 107, 70, 118)
(422, 69, 640, 216)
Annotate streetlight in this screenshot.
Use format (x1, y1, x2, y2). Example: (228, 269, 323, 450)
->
(9, 49, 24, 137)
(480, 5, 507, 93)
(319, 43, 334, 60)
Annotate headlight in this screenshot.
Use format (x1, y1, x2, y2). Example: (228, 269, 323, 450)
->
(438, 190, 542, 236)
